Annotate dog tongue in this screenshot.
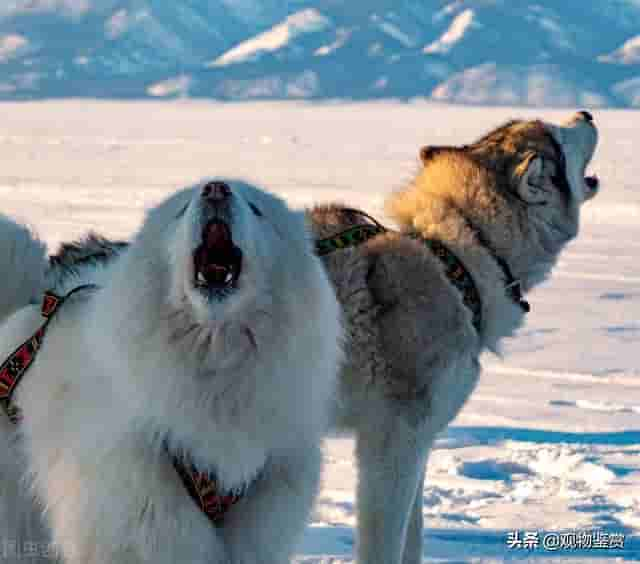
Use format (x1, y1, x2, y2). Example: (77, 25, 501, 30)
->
(194, 220, 240, 287)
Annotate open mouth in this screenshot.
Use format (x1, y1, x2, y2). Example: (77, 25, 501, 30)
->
(585, 175, 599, 190)
(193, 219, 243, 293)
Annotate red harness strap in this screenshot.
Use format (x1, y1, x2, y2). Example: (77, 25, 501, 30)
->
(0, 286, 248, 525)
(171, 457, 249, 524)
(0, 287, 93, 423)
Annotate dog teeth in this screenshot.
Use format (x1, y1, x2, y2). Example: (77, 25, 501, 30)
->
(195, 268, 234, 288)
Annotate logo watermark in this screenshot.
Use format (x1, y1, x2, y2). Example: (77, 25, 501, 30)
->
(507, 529, 625, 552)
(0, 539, 64, 560)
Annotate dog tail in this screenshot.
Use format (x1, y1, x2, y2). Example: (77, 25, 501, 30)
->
(0, 214, 47, 323)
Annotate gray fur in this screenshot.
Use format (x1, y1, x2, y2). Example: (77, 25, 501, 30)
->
(309, 112, 599, 564)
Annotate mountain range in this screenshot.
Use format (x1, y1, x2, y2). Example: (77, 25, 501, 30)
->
(1, 0, 639, 107)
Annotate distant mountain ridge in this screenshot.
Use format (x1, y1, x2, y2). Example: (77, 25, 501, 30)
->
(1, 0, 639, 106)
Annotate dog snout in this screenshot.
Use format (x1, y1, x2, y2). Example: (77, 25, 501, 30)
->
(576, 110, 594, 125)
(559, 111, 598, 149)
(202, 181, 231, 202)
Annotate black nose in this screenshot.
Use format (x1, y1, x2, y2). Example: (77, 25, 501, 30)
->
(202, 181, 231, 201)
(578, 110, 594, 123)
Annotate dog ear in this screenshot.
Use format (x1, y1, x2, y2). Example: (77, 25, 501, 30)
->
(419, 145, 449, 164)
(513, 152, 549, 206)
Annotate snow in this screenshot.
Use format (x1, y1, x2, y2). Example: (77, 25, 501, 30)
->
(314, 28, 351, 57)
(424, 9, 475, 55)
(73, 55, 90, 66)
(285, 70, 320, 98)
(0, 0, 90, 18)
(0, 100, 639, 562)
(147, 75, 192, 98)
(432, 63, 520, 106)
(614, 78, 640, 108)
(432, 64, 610, 108)
(600, 35, 640, 65)
(2, 2, 639, 106)
(105, 9, 131, 40)
(0, 33, 28, 62)
(536, 16, 574, 51)
(209, 9, 331, 67)
(373, 16, 416, 48)
(216, 70, 320, 100)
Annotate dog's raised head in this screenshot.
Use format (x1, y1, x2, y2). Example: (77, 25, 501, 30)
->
(463, 110, 599, 206)
(388, 112, 599, 290)
(130, 179, 313, 329)
(96, 178, 341, 427)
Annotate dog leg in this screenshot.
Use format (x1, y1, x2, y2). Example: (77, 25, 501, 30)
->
(222, 444, 322, 564)
(355, 408, 427, 564)
(402, 465, 426, 564)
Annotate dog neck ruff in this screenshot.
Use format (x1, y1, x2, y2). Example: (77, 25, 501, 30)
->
(314, 208, 531, 333)
(460, 215, 530, 315)
(0, 285, 249, 526)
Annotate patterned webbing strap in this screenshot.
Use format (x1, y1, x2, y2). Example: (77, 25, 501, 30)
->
(171, 456, 249, 525)
(314, 214, 483, 333)
(0, 285, 96, 424)
(315, 223, 386, 256)
(410, 236, 482, 333)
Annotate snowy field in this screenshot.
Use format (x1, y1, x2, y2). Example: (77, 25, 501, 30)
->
(1, 100, 639, 562)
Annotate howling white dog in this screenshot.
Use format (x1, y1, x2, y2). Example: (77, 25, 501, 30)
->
(0, 179, 342, 564)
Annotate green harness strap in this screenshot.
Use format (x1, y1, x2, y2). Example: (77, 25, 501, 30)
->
(315, 224, 387, 256)
(315, 222, 483, 333)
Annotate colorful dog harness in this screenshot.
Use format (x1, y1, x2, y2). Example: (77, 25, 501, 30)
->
(172, 457, 250, 524)
(0, 286, 248, 525)
(0, 285, 96, 424)
(315, 212, 485, 333)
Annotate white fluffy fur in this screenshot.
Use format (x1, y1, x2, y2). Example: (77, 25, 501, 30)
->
(0, 215, 47, 322)
(0, 179, 342, 564)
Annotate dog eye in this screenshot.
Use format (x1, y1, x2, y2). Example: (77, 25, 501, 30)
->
(175, 202, 189, 219)
(248, 202, 263, 217)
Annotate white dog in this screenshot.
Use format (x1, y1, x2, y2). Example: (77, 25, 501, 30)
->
(0, 179, 342, 564)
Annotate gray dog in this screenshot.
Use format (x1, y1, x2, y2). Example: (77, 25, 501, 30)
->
(309, 111, 598, 564)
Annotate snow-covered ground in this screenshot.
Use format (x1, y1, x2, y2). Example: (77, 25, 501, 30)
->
(1, 101, 639, 562)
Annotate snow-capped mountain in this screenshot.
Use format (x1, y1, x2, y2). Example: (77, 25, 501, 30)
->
(1, 0, 639, 107)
